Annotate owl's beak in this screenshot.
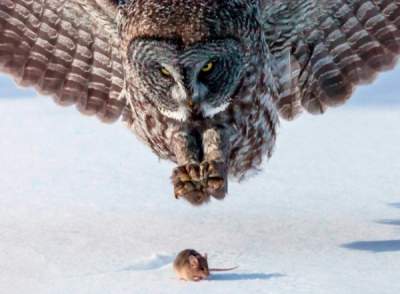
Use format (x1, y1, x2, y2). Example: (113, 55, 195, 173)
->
(187, 99, 194, 108)
(184, 79, 206, 114)
(186, 84, 202, 108)
(185, 90, 199, 109)
(185, 98, 200, 114)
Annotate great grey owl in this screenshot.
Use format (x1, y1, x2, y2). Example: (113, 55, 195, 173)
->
(0, 0, 399, 205)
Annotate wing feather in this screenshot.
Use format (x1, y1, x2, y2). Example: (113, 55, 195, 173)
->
(0, 0, 126, 123)
(264, 0, 400, 120)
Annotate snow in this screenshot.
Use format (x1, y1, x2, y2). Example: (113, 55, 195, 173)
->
(0, 71, 400, 293)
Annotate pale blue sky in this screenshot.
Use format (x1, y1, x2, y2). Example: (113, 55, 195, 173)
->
(1, 64, 399, 105)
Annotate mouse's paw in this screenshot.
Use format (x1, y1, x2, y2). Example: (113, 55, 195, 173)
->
(172, 164, 210, 205)
(200, 160, 227, 199)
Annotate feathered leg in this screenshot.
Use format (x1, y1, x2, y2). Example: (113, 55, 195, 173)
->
(171, 131, 210, 205)
(201, 128, 228, 199)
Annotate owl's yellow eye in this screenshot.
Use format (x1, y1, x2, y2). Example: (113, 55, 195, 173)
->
(201, 62, 214, 73)
(160, 67, 171, 77)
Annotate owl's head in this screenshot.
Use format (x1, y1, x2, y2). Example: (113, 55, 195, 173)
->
(120, 0, 259, 121)
(127, 38, 243, 120)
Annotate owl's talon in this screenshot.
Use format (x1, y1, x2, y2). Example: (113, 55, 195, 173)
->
(185, 190, 210, 206)
(200, 160, 227, 200)
(205, 178, 226, 199)
(172, 164, 209, 205)
(187, 164, 201, 181)
(208, 178, 224, 191)
(172, 161, 226, 204)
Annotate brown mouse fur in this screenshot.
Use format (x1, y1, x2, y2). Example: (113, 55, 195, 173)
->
(173, 249, 238, 281)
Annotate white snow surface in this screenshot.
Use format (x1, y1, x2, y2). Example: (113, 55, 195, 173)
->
(0, 96, 400, 293)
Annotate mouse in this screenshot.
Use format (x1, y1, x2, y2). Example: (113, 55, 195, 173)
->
(173, 249, 238, 281)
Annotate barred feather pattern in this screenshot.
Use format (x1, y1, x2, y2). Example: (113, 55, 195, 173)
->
(0, 0, 126, 122)
(1, 0, 399, 196)
(264, 0, 400, 120)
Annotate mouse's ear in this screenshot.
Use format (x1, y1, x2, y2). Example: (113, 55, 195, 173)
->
(204, 253, 208, 260)
(189, 255, 199, 268)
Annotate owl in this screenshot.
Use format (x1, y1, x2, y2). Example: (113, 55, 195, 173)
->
(0, 0, 399, 205)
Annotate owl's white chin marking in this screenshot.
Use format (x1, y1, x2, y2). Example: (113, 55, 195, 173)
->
(159, 101, 230, 122)
(159, 105, 189, 122)
(201, 101, 231, 118)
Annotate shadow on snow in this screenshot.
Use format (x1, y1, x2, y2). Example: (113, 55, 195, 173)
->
(210, 272, 285, 281)
(342, 240, 400, 253)
(376, 219, 400, 226)
(342, 202, 400, 252)
(389, 203, 400, 209)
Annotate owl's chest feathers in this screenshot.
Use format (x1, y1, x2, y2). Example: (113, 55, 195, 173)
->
(125, 70, 278, 178)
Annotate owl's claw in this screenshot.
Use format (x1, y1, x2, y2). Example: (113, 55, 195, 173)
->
(172, 164, 210, 205)
(172, 161, 227, 205)
(200, 160, 227, 200)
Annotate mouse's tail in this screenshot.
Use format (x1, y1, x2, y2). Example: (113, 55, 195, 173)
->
(209, 266, 239, 272)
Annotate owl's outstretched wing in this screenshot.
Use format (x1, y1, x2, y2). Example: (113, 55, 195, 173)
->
(0, 0, 125, 123)
(263, 0, 400, 120)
